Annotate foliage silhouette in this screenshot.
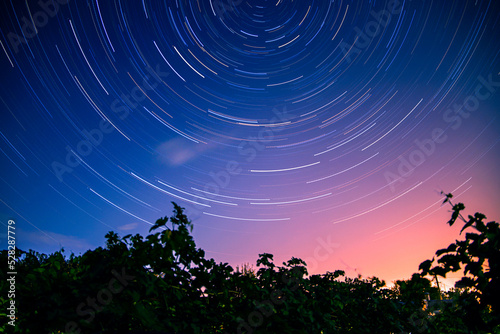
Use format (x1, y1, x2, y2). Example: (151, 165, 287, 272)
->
(0, 197, 498, 333)
(419, 193, 500, 331)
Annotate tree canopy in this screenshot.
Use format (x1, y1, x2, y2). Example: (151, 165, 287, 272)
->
(1, 197, 498, 333)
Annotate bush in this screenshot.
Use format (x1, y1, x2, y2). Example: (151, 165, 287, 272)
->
(1, 197, 498, 333)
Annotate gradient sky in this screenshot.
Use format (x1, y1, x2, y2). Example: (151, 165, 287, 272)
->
(1, 0, 499, 287)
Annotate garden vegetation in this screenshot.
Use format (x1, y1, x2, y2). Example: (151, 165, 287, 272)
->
(0, 194, 498, 333)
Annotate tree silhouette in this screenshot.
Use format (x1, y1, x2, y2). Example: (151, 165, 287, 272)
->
(1, 198, 499, 333)
(419, 193, 500, 331)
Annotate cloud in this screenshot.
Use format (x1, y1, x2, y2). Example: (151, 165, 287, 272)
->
(118, 223, 138, 231)
(156, 137, 211, 166)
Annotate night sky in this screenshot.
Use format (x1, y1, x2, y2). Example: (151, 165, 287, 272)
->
(1, 0, 499, 286)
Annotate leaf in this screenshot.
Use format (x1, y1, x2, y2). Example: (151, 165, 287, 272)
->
(460, 219, 475, 235)
(256, 253, 275, 268)
(430, 266, 448, 278)
(437, 254, 461, 271)
(455, 276, 475, 288)
(464, 262, 482, 276)
(436, 247, 450, 257)
(149, 217, 168, 232)
(474, 212, 486, 221)
(419, 259, 433, 274)
(448, 212, 459, 226)
(446, 203, 464, 226)
(53, 260, 61, 271)
(442, 192, 453, 204)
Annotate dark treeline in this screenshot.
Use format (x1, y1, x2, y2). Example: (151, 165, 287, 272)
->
(1, 195, 499, 333)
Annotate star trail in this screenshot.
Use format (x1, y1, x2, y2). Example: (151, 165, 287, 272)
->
(1, 0, 499, 285)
